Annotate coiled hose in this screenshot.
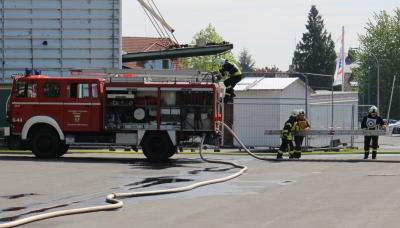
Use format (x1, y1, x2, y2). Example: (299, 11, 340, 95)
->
(0, 123, 250, 228)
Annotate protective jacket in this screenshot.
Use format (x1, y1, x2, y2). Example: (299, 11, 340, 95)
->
(219, 61, 242, 80)
(294, 117, 310, 131)
(281, 116, 297, 141)
(361, 114, 384, 130)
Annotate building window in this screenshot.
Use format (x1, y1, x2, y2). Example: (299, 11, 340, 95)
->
(16, 82, 37, 98)
(92, 83, 98, 98)
(67, 83, 89, 99)
(162, 59, 170, 69)
(43, 83, 61, 98)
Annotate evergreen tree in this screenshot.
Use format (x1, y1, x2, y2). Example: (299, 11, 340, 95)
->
(186, 24, 236, 72)
(292, 5, 337, 90)
(238, 49, 255, 72)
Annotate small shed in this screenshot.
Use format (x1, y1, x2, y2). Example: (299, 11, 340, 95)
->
(232, 77, 310, 147)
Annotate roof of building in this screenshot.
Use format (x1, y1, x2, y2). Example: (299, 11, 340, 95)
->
(122, 37, 176, 69)
(122, 37, 175, 53)
(235, 77, 301, 91)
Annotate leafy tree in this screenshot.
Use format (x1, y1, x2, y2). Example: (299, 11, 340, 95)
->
(292, 5, 337, 90)
(238, 49, 255, 72)
(355, 8, 400, 118)
(186, 24, 237, 72)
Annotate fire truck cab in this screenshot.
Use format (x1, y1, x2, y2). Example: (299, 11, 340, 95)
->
(5, 71, 224, 162)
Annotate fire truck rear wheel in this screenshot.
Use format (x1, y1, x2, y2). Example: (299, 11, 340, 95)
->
(31, 128, 65, 158)
(141, 132, 175, 162)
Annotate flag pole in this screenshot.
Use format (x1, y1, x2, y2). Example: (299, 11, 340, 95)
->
(341, 26, 345, 91)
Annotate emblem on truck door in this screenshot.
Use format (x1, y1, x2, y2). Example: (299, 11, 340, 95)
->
(73, 113, 81, 123)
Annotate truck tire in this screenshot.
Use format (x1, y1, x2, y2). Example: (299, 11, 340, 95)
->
(31, 128, 65, 158)
(141, 132, 175, 162)
(60, 144, 69, 156)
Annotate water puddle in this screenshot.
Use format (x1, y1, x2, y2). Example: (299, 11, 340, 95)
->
(0, 207, 26, 213)
(125, 176, 193, 190)
(0, 202, 81, 222)
(188, 167, 235, 175)
(279, 180, 295, 185)
(130, 159, 202, 170)
(1, 193, 39, 200)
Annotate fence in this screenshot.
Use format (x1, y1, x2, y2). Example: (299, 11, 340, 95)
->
(223, 101, 366, 148)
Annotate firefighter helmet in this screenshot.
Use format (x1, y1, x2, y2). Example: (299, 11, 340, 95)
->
(291, 109, 299, 117)
(369, 105, 378, 114)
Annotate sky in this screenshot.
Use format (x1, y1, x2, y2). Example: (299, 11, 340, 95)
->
(122, 0, 399, 71)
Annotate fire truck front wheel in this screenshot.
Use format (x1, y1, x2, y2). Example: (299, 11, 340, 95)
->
(141, 132, 175, 162)
(31, 127, 65, 158)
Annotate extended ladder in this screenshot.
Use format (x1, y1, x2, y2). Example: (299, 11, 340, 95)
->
(70, 69, 219, 84)
(264, 129, 386, 136)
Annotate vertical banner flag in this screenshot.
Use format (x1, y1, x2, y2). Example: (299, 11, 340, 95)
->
(333, 30, 344, 86)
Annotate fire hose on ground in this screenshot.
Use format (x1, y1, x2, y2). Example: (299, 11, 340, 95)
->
(0, 122, 255, 228)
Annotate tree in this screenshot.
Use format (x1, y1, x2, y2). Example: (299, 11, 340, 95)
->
(256, 66, 281, 73)
(238, 49, 255, 72)
(292, 5, 337, 90)
(186, 24, 237, 72)
(355, 8, 400, 118)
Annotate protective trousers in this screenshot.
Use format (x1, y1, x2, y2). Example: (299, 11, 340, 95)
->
(294, 135, 304, 151)
(223, 76, 242, 97)
(364, 135, 378, 151)
(278, 138, 294, 155)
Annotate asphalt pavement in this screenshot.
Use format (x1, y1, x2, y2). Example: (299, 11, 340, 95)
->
(1, 152, 400, 228)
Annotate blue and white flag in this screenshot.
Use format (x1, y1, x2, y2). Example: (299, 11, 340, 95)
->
(333, 32, 344, 86)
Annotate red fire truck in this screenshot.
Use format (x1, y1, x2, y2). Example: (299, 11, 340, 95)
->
(5, 70, 224, 161)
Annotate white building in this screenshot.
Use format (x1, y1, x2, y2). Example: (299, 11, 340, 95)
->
(0, 0, 122, 81)
(232, 77, 359, 148)
(232, 77, 310, 147)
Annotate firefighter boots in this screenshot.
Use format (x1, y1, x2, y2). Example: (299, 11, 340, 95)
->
(276, 152, 283, 159)
(294, 152, 302, 159)
(364, 151, 369, 159)
(372, 151, 377, 159)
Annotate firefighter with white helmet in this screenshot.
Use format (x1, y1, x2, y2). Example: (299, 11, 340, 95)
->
(293, 109, 310, 158)
(361, 105, 386, 159)
(277, 110, 298, 159)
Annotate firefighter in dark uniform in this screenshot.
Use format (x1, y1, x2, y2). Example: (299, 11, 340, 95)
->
(293, 109, 310, 159)
(219, 59, 242, 103)
(277, 110, 298, 159)
(361, 105, 386, 159)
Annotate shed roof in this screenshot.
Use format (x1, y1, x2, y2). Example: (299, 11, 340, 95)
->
(235, 77, 300, 91)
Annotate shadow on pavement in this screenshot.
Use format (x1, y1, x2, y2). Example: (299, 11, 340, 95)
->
(0, 155, 203, 169)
